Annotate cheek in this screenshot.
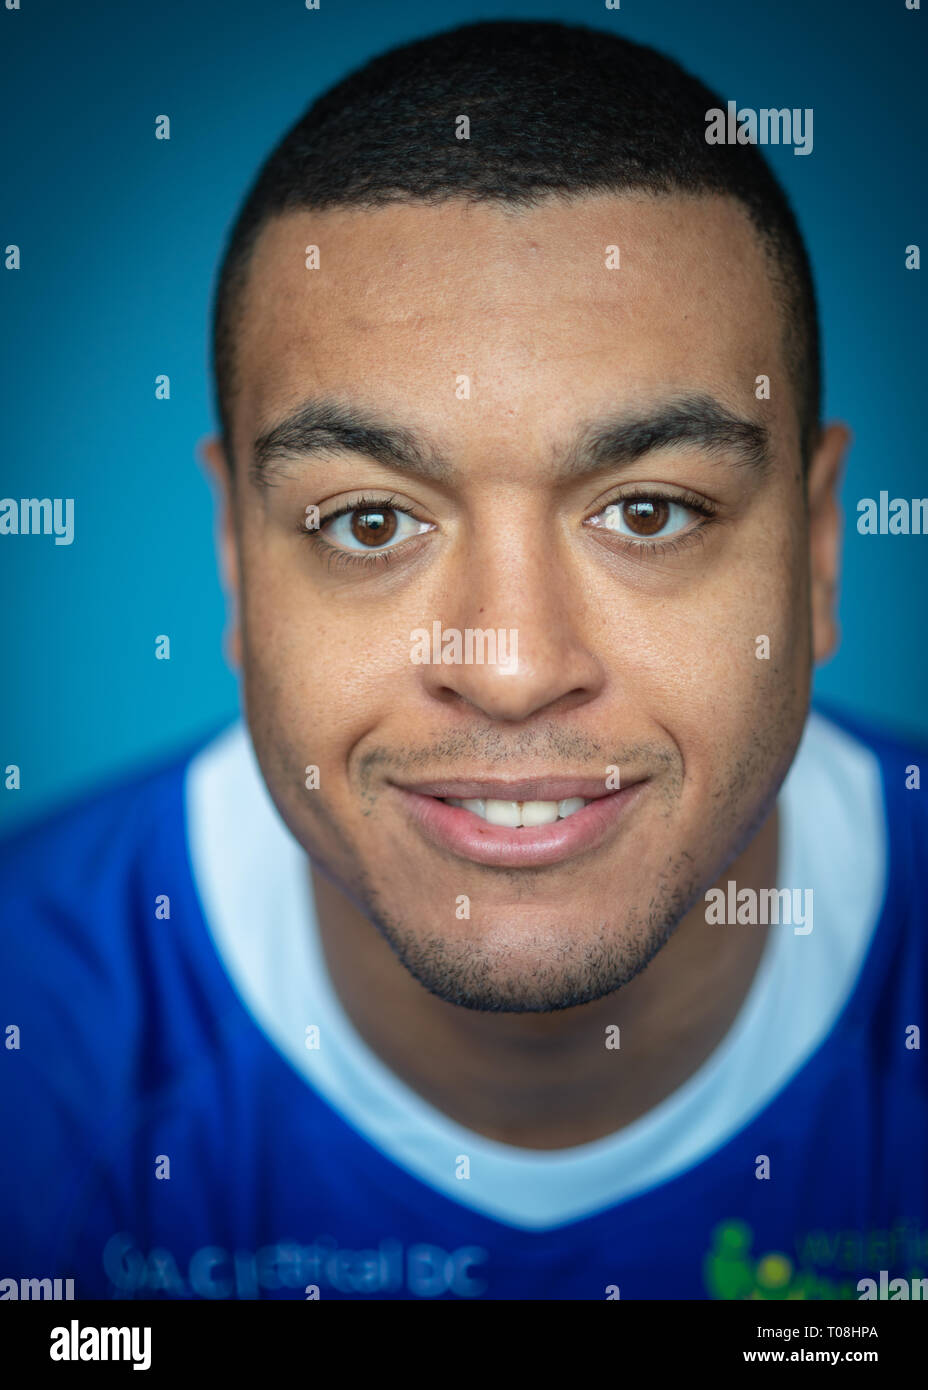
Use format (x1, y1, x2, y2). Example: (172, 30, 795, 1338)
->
(236, 540, 408, 774)
(605, 537, 811, 797)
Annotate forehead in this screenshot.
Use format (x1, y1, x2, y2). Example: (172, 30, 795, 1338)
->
(233, 193, 792, 462)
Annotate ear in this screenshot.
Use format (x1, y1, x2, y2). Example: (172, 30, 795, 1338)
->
(198, 435, 242, 670)
(806, 421, 851, 666)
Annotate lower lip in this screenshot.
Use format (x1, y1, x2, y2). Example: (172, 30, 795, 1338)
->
(393, 784, 645, 868)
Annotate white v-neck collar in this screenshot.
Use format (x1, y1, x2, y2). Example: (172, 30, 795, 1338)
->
(185, 710, 887, 1231)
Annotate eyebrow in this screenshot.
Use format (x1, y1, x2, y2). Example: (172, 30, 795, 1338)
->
(567, 394, 771, 477)
(252, 398, 450, 486)
(250, 391, 771, 486)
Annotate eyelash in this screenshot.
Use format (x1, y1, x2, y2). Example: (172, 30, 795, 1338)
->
(594, 487, 717, 560)
(302, 494, 416, 572)
(301, 488, 718, 571)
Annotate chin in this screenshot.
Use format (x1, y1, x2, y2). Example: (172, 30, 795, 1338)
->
(368, 907, 671, 1014)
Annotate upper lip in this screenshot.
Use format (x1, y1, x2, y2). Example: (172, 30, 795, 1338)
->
(393, 776, 638, 802)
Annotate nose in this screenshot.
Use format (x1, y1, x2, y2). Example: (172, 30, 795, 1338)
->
(416, 531, 606, 724)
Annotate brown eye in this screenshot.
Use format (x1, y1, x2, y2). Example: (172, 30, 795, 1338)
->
(596, 495, 696, 543)
(350, 509, 398, 547)
(317, 500, 432, 558)
(621, 499, 669, 536)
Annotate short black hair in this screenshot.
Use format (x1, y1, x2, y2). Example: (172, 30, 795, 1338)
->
(211, 19, 821, 471)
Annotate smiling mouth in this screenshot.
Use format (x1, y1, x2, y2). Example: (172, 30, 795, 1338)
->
(438, 796, 591, 827)
(393, 779, 645, 868)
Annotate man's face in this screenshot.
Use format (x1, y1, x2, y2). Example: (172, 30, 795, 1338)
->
(212, 193, 837, 1012)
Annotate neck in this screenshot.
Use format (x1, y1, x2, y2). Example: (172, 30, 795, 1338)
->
(311, 807, 777, 1150)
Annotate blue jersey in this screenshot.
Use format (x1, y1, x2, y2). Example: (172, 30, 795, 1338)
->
(1, 707, 926, 1300)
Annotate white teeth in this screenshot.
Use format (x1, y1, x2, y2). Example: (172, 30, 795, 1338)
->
(519, 800, 560, 827)
(444, 797, 590, 826)
(484, 800, 522, 828)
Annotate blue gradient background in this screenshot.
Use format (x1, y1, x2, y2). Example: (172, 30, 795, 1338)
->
(1, 0, 925, 831)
